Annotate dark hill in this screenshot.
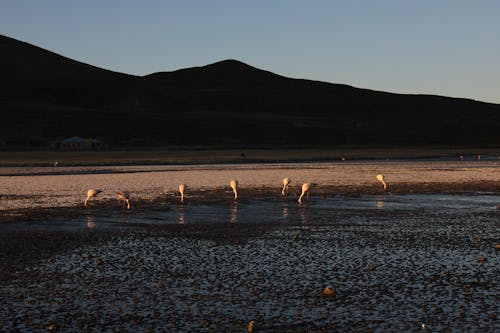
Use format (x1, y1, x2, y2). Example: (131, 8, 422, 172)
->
(145, 59, 286, 86)
(1, 34, 499, 148)
(0, 35, 136, 105)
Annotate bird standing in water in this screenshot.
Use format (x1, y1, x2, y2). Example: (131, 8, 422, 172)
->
(282, 178, 291, 196)
(298, 182, 315, 204)
(376, 174, 387, 191)
(179, 184, 187, 204)
(230, 179, 238, 200)
(116, 191, 131, 210)
(84, 189, 102, 207)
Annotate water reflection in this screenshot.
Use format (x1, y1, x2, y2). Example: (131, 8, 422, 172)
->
(63, 193, 500, 231)
(230, 202, 238, 223)
(282, 204, 289, 222)
(178, 206, 185, 224)
(299, 206, 308, 224)
(121, 213, 131, 224)
(86, 215, 96, 229)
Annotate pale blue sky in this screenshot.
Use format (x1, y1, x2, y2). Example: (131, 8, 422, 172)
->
(2, 1, 499, 103)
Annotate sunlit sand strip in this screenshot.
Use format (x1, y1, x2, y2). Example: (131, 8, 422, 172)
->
(1, 161, 500, 211)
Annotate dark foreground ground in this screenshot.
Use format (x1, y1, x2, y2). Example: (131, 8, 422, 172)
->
(1, 188, 499, 332)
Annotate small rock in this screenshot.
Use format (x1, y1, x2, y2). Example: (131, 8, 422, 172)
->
(323, 287, 336, 297)
(247, 320, 255, 332)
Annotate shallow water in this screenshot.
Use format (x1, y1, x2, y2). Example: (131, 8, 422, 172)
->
(15, 193, 499, 231)
(318, 193, 500, 212)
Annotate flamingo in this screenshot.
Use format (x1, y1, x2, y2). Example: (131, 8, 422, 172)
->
(230, 179, 238, 200)
(282, 178, 291, 196)
(116, 191, 131, 210)
(376, 174, 387, 191)
(84, 189, 102, 207)
(298, 182, 315, 204)
(179, 184, 187, 204)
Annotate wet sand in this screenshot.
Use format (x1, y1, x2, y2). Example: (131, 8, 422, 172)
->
(1, 161, 499, 331)
(2, 160, 500, 214)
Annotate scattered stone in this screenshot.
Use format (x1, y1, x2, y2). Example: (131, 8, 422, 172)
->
(323, 287, 336, 297)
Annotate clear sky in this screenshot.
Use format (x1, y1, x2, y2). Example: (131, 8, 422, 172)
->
(2, 0, 499, 104)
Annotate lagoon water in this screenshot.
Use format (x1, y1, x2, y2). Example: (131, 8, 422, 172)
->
(13, 193, 499, 231)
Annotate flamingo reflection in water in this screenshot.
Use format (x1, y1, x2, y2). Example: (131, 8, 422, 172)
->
(376, 200, 385, 209)
(282, 204, 289, 221)
(230, 202, 238, 223)
(86, 215, 96, 229)
(178, 206, 185, 224)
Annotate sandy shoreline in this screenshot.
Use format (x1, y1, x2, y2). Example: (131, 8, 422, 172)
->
(1, 160, 500, 214)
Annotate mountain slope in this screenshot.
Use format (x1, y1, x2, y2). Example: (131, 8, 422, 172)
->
(1, 34, 499, 148)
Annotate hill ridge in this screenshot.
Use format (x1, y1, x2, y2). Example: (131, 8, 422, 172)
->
(1, 34, 499, 148)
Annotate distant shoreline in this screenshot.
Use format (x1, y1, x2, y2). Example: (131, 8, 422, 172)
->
(1, 147, 499, 167)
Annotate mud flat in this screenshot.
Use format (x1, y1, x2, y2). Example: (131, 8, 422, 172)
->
(0, 161, 499, 331)
(0, 207, 498, 331)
